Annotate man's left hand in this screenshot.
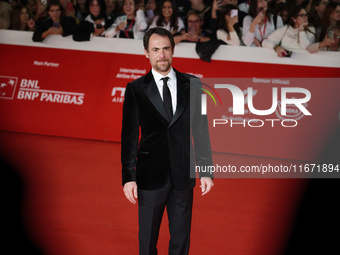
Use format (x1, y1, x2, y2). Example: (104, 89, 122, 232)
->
(200, 177, 214, 196)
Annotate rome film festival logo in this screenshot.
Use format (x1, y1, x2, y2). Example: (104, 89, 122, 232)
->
(0, 76, 18, 100)
(195, 79, 312, 128)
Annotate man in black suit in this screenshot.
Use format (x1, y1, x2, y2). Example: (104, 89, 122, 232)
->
(121, 27, 214, 255)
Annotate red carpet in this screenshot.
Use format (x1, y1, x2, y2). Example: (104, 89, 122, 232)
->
(1, 131, 308, 255)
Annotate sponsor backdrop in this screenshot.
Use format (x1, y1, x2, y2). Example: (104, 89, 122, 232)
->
(1, 40, 340, 161)
(201, 78, 340, 161)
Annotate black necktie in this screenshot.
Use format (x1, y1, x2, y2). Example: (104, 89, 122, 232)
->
(161, 77, 173, 120)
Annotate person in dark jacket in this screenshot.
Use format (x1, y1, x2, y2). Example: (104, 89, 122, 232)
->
(73, 0, 114, 41)
(32, 0, 76, 42)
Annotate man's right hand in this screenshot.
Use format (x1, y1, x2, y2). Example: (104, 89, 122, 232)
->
(123, 181, 138, 204)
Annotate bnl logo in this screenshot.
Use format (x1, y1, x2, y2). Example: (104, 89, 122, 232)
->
(0, 76, 18, 100)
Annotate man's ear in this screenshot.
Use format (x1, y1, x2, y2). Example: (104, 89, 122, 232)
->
(144, 49, 149, 58)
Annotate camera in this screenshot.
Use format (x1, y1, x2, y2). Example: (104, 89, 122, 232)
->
(96, 24, 103, 29)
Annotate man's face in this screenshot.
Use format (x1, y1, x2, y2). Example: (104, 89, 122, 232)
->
(144, 34, 174, 76)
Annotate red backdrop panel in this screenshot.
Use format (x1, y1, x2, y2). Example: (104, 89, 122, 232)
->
(0, 44, 339, 161)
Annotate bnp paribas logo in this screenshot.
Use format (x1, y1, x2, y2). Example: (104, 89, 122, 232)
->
(0, 76, 18, 100)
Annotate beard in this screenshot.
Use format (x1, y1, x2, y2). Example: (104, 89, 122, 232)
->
(152, 58, 172, 74)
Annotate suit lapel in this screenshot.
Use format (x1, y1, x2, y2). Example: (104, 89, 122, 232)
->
(170, 69, 189, 126)
(142, 71, 170, 124)
(142, 69, 189, 126)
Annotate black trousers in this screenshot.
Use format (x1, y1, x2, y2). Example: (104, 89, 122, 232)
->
(138, 178, 193, 255)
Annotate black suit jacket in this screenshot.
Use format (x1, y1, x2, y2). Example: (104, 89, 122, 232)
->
(121, 69, 213, 190)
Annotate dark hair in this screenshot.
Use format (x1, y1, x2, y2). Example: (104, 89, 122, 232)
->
(288, 6, 316, 37)
(288, 5, 305, 27)
(125, 0, 142, 6)
(308, 0, 324, 28)
(186, 9, 203, 21)
(85, 0, 107, 18)
(274, 2, 289, 24)
(249, 0, 272, 22)
(330, 25, 340, 32)
(218, 4, 241, 36)
(143, 27, 175, 51)
(320, 2, 340, 41)
(156, 0, 179, 31)
(11, 4, 29, 30)
(330, 25, 340, 31)
(312, 0, 323, 7)
(274, 2, 288, 15)
(46, 0, 64, 13)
